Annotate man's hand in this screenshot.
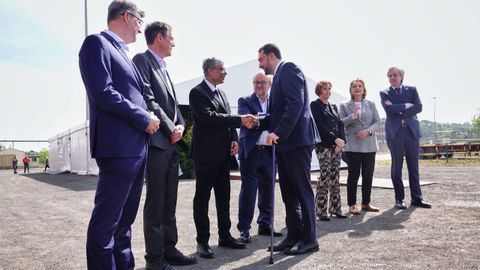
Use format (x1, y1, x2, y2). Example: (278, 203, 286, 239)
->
(356, 130, 370, 140)
(241, 114, 259, 129)
(266, 132, 279, 145)
(230, 141, 239, 156)
(145, 113, 160, 134)
(170, 125, 185, 144)
(385, 100, 392, 106)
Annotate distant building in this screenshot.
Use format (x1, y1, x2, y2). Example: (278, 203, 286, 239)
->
(0, 149, 40, 169)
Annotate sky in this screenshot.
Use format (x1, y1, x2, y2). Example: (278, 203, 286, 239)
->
(1, 0, 479, 151)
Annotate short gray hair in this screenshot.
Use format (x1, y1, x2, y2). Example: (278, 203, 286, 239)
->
(107, 0, 144, 23)
(202, 57, 224, 75)
(387, 66, 405, 79)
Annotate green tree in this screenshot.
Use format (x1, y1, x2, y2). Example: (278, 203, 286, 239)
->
(39, 148, 49, 164)
(472, 114, 480, 137)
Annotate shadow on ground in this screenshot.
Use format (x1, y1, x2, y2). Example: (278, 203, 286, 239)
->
(22, 172, 98, 191)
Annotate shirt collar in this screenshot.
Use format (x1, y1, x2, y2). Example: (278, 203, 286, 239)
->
(204, 78, 217, 92)
(104, 30, 129, 53)
(273, 61, 283, 76)
(147, 48, 167, 69)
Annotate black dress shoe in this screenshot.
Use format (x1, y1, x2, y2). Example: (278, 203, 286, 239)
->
(258, 227, 283, 237)
(239, 231, 251, 243)
(318, 215, 330, 221)
(196, 243, 214, 259)
(395, 200, 407, 209)
(164, 248, 197, 265)
(411, 199, 432, 208)
(146, 259, 175, 270)
(284, 241, 319, 255)
(218, 236, 246, 249)
(267, 236, 298, 252)
(330, 212, 348, 219)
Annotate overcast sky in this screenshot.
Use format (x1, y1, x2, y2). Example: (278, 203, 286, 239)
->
(1, 0, 479, 151)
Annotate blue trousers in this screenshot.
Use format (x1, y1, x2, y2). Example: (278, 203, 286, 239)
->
(237, 146, 273, 232)
(387, 127, 422, 201)
(86, 156, 146, 270)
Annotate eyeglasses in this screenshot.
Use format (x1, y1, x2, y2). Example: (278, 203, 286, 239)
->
(253, 80, 267, 86)
(123, 12, 143, 26)
(211, 67, 226, 72)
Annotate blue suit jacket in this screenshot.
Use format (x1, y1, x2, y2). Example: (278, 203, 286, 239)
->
(237, 93, 270, 160)
(380, 85, 422, 140)
(269, 62, 319, 151)
(79, 32, 150, 158)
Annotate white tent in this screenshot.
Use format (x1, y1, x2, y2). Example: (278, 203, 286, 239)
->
(49, 59, 347, 174)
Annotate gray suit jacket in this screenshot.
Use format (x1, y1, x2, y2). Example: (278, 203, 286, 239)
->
(132, 50, 185, 150)
(338, 99, 380, 153)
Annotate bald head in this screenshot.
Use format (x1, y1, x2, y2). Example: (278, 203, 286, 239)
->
(252, 72, 271, 101)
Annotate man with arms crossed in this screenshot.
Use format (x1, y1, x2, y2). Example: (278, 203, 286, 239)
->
(79, 1, 160, 269)
(258, 43, 319, 255)
(133, 22, 196, 270)
(380, 67, 431, 210)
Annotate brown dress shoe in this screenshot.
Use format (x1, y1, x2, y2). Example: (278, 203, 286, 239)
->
(349, 205, 360, 215)
(361, 204, 380, 212)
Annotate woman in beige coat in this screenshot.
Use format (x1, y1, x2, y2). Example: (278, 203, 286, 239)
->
(339, 79, 381, 215)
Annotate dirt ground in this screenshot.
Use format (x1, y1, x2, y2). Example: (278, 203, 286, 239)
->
(0, 164, 479, 270)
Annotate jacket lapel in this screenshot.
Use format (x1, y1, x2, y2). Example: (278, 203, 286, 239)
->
(145, 50, 176, 101)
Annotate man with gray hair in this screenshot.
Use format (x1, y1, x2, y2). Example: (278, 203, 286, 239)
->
(79, 1, 159, 269)
(189, 57, 257, 258)
(380, 67, 431, 209)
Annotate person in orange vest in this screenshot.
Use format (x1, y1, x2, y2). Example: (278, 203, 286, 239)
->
(23, 155, 30, 173)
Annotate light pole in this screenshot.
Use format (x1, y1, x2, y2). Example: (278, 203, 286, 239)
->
(433, 96, 437, 142)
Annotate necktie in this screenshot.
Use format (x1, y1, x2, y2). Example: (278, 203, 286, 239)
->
(395, 87, 402, 101)
(214, 89, 224, 107)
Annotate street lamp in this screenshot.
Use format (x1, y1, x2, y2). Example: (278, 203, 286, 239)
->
(433, 97, 437, 142)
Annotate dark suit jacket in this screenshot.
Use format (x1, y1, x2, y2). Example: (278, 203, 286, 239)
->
(380, 85, 422, 140)
(310, 100, 346, 148)
(237, 93, 270, 160)
(269, 62, 318, 151)
(132, 50, 185, 150)
(79, 32, 150, 158)
(189, 80, 240, 163)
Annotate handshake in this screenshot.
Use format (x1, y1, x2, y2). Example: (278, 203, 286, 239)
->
(240, 114, 259, 129)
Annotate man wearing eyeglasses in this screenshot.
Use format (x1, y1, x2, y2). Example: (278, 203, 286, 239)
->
(79, 1, 160, 269)
(236, 73, 283, 244)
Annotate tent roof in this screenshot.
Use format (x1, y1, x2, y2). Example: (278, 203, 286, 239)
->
(173, 59, 347, 109)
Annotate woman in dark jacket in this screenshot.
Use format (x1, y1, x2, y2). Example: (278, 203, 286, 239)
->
(310, 81, 347, 221)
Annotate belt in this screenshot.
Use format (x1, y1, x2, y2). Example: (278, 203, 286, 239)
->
(255, 145, 272, 150)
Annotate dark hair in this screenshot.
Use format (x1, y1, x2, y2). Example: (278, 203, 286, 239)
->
(349, 79, 367, 100)
(202, 57, 224, 75)
(107, 0, 144, 23)
(144, 21, 172, 45)
(315, 81, 332, 97)
(258, 43, 282, 59)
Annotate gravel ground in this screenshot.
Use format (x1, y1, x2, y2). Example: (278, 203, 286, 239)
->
(0, 164, 479, 270)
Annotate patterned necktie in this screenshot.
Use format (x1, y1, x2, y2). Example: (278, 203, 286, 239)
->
(214, 89, 224, 107)
(395, 87, 402, 101)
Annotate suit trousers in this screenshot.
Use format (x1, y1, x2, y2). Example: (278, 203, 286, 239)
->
(237, 146, 273, 232)
(193, 158, 232, 244)
(86, 156, 146, 270)
(344, 152, 376, 206)
(387, 127, 422, 201)
(144, 146, 180, 262)
(277, 145, 316, 244)
(315, 147, 342, 216)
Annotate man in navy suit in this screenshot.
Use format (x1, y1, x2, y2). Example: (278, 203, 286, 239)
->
(380, 67, 431, 209)
(236, 73, 283, 243)
(79, 1, 160, 269)
(133, 22, 196, 269)
(258, 43, 319, 255)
